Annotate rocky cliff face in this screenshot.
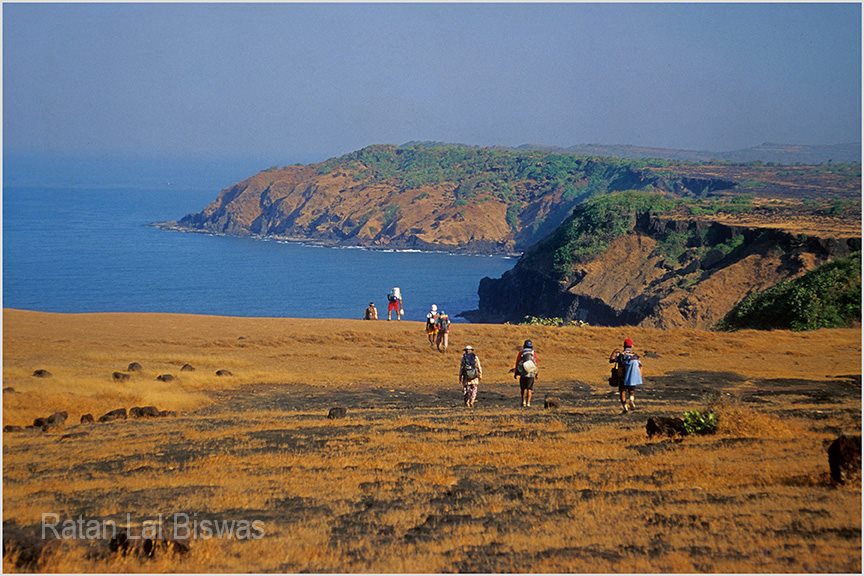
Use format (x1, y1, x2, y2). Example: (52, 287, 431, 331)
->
(466, 208, 861, 329)
(170, 144, 750, 254)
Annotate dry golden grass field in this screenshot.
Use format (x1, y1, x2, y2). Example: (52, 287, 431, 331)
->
(2, 309, 861, 572)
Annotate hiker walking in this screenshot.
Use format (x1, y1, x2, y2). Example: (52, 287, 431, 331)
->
(609, 338, 642, 414)
(425, 304, 439, 347)
(364, 302, 378, 320)
(387, 287, 403, 321)
(513, 340, 539, 407)
(459, 345, 482, 408)
(435, 310, 451, 352)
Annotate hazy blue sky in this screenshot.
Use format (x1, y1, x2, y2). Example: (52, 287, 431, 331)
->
(3, 3, 861, 186)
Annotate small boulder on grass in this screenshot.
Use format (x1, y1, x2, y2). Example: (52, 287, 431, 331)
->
(99, 408, 127, 423)
(127, 362, 143, 372)
(3, 387, 16, 394)
(543, 396, 560, 409)
(80, 413, 95, 424)
(32, 369, 52, 378)
(328, 407, 347, 419)
(828, 434, 861, 485)
(130, 406, 160, 418)
(33, 411, 67, 432)
(215, 369, 233, 377)
(646, 417, 687, 438)
(156, 374, 175, 382)
(113, 372, 131, 382)
(180, 364, 195, 372)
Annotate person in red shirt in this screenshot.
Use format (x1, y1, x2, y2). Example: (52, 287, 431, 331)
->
(513, 340, 539, 407)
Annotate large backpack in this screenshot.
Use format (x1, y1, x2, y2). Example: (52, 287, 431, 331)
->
(462, 353, 478, 380)
(387, 292, 397, 303)
(517, 349, 537, 377)
(610, 352, 638, 386)
(437, 314, 450, 332)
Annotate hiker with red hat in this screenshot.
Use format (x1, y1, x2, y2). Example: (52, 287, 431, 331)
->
(608, 338, 643, 414)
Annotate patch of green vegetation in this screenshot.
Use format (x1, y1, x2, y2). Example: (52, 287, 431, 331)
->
(718, 252, 861, 331)
(686, 195, 754, 216)
(518, 316, 588, 327)
(316, 143, 661, 212)
(412, 191, 429, 203)
(656, 230, 692, 261)
(383, 205, 400, 227)
(682, 410, 718, 435)
(714, 233, 745, 256)
(505, 204, 520, 233)
(551, 191, 681, 276)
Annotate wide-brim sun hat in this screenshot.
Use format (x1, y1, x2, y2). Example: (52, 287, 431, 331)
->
(463, 345, 474, 351)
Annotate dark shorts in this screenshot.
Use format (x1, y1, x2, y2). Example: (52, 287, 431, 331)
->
(619, 384, 636, 393)
(519, 376, 535, 391)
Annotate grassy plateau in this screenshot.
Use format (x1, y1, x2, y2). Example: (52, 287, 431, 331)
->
(2, 309, 861, 572)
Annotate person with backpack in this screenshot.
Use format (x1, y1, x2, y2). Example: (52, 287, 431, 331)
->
(435, 310, 451, 352)
(459, 345, 483, 408)
(513, 340, 539, 407)
(387, 287, 403, 321)
(608, 338, 643, 413)
(425, 304, 439, 347)
(364, 302, 378, 320)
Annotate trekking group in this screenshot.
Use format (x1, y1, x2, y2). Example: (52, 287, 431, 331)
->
(364, 289, 643, 412)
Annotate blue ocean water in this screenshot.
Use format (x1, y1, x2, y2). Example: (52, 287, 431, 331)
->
(2, 187, 515, 321)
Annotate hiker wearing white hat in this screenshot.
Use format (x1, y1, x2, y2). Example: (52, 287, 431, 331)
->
(425, 304, 439, 347)
(459, 345, 482, 408)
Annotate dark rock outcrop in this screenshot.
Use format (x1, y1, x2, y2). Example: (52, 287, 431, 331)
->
(215, 370, 233, 377)
(4, 425, 23, 432)
(98, 408, 128, 423)
(828, 434, 861, 484)
(3, 387, 16, 394)
(127, 362, 143, 372)
(113, 372, 131, 382)
(80, 413, 95, 424)
(180, 364, 195, 372)
(156, 374, 175, 382)
(130, 406, 160, 419)
(33, 411, 67, 432)
(159, 410, 177, 418)
(327, 407, 347, 419)
(646, 417, 687, 438)
(109, 529, 190, 559)
(32, 369, 52, 378)
(543, 397, 560, 409)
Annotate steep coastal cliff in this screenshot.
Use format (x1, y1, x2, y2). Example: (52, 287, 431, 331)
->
(465, 192, 861, 329)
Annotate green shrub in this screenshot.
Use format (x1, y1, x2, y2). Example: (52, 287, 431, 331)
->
(682, 410, 718, 435)
(719, 252, 861, 331)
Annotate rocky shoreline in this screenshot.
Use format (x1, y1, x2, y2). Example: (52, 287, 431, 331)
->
(152, 221, 522, 257)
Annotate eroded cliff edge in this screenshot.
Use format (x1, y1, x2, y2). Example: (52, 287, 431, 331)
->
(464, 193, 861, 329)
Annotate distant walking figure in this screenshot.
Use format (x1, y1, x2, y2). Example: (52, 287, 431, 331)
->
(514, 340, 539, 407)
(460, 345, 482, 408)
(425, 304, 439, 347)
(387, 287, 403, 321)
(364, 302, 378, 320)
(435, 310, 451, 352)
(609, 338, 643, 414)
